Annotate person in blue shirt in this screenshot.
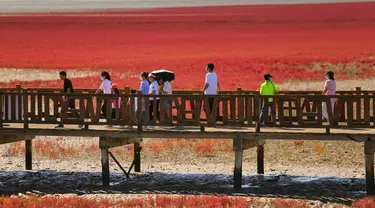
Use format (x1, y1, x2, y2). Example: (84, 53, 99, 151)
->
(139, 72, 150, 123)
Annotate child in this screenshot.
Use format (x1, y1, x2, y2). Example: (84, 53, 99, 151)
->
(124, 89, 138, 129)
(111, 83, 121, 121)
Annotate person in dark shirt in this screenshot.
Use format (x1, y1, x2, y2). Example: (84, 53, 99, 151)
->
(55, 71, 83, 128)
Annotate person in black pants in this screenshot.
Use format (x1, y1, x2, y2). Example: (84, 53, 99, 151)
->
(148, 73, 160, 122)
(55, 71, 83, 128)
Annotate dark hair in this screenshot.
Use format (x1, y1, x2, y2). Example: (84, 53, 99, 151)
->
(131, 89, 137, 94)
(264, 74, 272, 80)
(207, 63, 214, 71)
(59, 71, 67, 77)
(325, 71, 334, 80)
(141, 72, 149, 79)
(113, 88, 119, 95)
(101, 71, 111, 80)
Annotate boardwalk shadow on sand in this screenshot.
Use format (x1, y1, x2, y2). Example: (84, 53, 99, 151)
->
(0, 170, 365, 204)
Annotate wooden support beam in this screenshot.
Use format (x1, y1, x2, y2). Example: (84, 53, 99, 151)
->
(365, 139, 375, 195)
(134, 142, 141, 172)
(99, 137, 142, 149)
(0, 135, 31, 145)
(100, 137, 110, 187)
(25, 139, 32, 170)
(233, 136, 243, 188)
(243, 140, 265, 150)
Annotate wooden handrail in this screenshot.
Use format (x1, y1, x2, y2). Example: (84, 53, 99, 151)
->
(1, 86, 374, 95)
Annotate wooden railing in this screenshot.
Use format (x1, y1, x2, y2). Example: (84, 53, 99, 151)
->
(1, 85, 374, 95)
(1, 89, 375, 129)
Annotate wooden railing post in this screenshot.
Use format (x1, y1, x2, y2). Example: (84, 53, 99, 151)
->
(16, 85, 22, 121)
(137, 91, 143, 131)
(125, 86, 131, 124)
(23, 90, 29, 129)
(356, 87, 362, 124)
(124, 86, 131, 94)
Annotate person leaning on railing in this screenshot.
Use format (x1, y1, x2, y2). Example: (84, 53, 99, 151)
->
(259, 74, 279, 124)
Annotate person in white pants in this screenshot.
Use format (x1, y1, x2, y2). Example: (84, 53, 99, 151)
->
(322, 71, 336, 121)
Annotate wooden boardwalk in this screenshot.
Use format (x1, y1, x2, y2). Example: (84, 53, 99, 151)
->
(1, 86, 375, 195)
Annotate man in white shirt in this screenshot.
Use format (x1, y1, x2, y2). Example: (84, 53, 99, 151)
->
(203, 63, 220, 114)
(148, 73, 160, 121)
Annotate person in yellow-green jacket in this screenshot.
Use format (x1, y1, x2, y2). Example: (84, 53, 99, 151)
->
(259, 74, 279, 124)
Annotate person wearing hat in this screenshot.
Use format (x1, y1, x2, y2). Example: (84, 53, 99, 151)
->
(148, 73, 160, 121)
(322, 71, 336, 121)
(259, 74, 279, 124)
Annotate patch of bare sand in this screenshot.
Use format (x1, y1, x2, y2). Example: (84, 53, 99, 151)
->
(0, 137, 365, 202)
(0, 68, 97, 83)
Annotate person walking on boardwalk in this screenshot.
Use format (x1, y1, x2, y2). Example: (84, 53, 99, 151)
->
(55, 71, 83, 129)
(148, 73, 160, 122)
(159, 77, 173, 120)
(203, 63, 220, 115)
(259, 74, 278, 124)
(95, 71, 112, 124)
(139, 72, 150, 123)
(322, 71, 336, 121)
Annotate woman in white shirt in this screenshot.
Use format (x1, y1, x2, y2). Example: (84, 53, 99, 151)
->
(95, 71, 112, 120)
(148, 73, 160, 121)
(322, 71, 337, 121)
(159, 78, 173, 120)
(160, 77, 172, 107)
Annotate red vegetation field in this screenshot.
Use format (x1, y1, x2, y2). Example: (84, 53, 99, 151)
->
(0, 194, 333, 208)
(2, 194, 375, 207)
(1, 2, 375, 90)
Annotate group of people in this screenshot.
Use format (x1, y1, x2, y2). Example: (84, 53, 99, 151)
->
(55, 62, 336, 128)
(259, 71, 336, 124)
(55, 68, 175, 128)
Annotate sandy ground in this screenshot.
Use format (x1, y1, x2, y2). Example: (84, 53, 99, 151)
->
(0, 136, 367, 204)
(0, 0, 373, 13)
(0, 68, 96, 83)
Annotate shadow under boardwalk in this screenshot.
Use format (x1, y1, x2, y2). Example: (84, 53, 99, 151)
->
(0, 170, 364, 205)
